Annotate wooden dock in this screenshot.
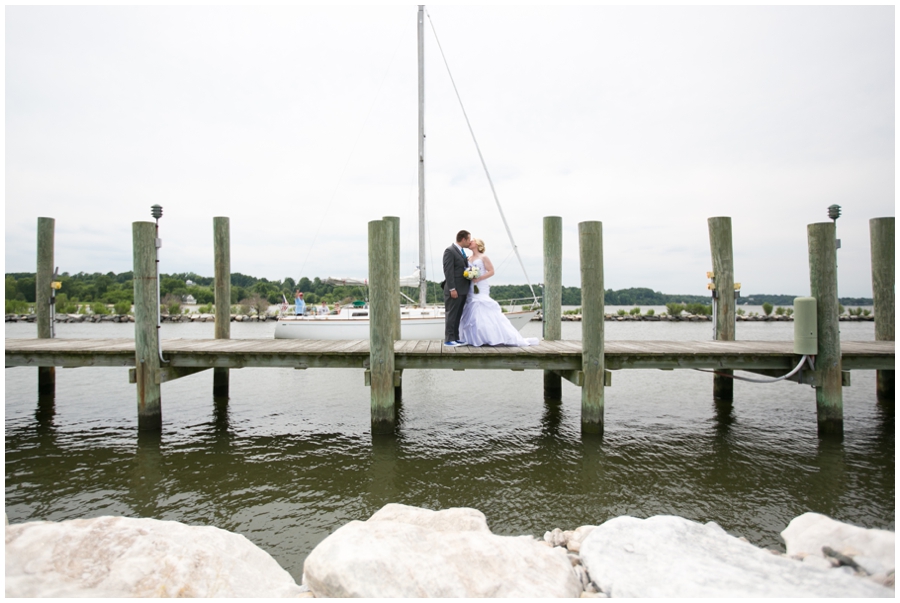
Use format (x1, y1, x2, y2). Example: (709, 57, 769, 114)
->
(18, 213, 894, 436)
(6, 337, 893, 373)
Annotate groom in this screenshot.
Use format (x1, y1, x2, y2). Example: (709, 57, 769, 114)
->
(442, 230, 471, 346)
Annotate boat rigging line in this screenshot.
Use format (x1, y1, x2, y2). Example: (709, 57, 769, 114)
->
(425, 8, 540, 308)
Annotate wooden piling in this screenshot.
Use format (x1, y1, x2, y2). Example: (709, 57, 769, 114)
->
(869, 217, 894, 403)
(213, 217, 231, 397)
(808, 222, 842, 435)
(369, 219, 395, 434)
(543, 216, 563, 400)
(383, 215, 402, 402)
(708, 217, 735, 401)
(579, 221, 605, 434)
(36, 217, 56, 396)
(133, 221, 162, 431)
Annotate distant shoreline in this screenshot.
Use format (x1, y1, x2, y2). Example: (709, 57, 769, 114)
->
(5, 313, 878, 324)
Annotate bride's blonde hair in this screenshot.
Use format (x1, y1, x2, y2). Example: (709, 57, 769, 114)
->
(474, 238, 485, 253)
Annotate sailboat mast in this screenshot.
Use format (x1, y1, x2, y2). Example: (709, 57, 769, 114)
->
(417, 5, 427, 307)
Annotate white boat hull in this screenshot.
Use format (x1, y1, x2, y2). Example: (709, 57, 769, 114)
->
(273, 310, 537, 340)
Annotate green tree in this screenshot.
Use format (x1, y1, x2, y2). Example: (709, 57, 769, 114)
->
(762, 302, 773, 316)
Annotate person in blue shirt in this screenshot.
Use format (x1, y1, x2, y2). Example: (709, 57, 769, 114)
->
(294, 290, 306, 316)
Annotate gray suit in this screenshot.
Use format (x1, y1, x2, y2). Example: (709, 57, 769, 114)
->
(443, 244, 469, 342)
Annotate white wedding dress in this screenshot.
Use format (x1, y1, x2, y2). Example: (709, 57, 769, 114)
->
(458, 258, 539, 347)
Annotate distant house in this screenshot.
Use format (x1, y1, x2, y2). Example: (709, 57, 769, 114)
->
(182, 294, 197, 304)
(185, 280, 195, 286)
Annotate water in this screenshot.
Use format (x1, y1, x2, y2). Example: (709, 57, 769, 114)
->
(5, 319, 893, 582)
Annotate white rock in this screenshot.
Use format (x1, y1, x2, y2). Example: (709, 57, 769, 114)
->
(579, 515, 893, 598)
(367, 502, 490, 533)
(567, 525, 597, 553)
(544, 527, 567, 547)
(5, 516, 302, 598)
(303, 504, 580, 598)
(782, 512, 895, 576)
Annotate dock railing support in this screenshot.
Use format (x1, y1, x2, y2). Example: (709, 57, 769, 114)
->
(543, 216, 563, 400)
(708, 217, 735, 401)
(869, 217, 894, 403)
(213, 217, 231, 397)
(133, 221, 162, 431)
(579, 221, 605, 434)
(383, 216, 402, 403)
(369, 219, 396, 433)
(808, 222, 842, 435)
(36, 217, 55, 396)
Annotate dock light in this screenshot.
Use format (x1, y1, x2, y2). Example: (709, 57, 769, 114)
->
(827, 204, 841, 222)
(51, 282, 62, 290)
(151, 204, 163, 220)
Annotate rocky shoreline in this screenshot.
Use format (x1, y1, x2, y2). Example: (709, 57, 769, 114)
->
(6, 505, 894, 597)
(5, 313, 279, 324)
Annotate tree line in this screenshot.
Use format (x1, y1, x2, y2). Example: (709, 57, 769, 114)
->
(5, 271, 872, 314)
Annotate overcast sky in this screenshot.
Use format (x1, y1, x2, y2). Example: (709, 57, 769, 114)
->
(5, 5, 894, 297)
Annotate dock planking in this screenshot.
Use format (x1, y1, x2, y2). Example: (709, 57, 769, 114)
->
(6, 338, 894, 372)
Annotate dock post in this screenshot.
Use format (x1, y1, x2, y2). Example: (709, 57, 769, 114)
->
(869, 217, 894, 403)
(383, 216, 402, 403)
(579, 221, 605, 434)
(36, 217, 56, 396)
(708, 217, 735, 401)
(808, 222, 842, 435)
(213, 217, 231, 397)
(133, 221, 162, 431)
(543, 216, 562, 400)
(369, 219, 395, 434)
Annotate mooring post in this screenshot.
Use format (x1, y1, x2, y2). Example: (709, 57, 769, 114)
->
(383, 216, 402, 403)
(543, 216, 563, 400)
(579, 221, 605, 434)
(133, 221, 162, 431)
(808, 222, 842, 435)
(36, 217, 56, 396)
(213, 217, 231, 397)
(708, 217, 735, 401)
(869, 217, 894, 403)
(369, 219, 395, 433)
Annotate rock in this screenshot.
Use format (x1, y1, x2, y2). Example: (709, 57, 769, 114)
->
(544, 527, 567, 547)
(367, 503, 490, 533)
(566, 525, 597, 553)
(579, 515, 893, 597)
(303, 503, 580, 598)
(5, 516, 303, 597)
(782, 512, 895, 577)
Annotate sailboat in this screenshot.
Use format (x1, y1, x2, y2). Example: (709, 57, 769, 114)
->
(274, 6, 537, 341)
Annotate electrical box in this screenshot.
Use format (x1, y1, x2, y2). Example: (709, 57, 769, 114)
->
(793, 297, 817, 355)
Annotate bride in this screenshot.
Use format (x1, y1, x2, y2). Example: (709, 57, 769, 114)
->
(458, 238, 539, 347)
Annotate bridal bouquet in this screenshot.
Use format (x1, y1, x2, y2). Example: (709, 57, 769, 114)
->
(463, 265, 481, 294)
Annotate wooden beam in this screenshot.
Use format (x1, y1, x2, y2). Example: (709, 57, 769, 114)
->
(708, 216, 735, 401)
(133, 221, 162, 431)
(808, 222, 842, 435)
(579, 221, 605, 434)
(37, 217, 55, 396)
(543, 216, 563, 400)
(870, 217, 894, 403)
(213, 216, 231, 397)
(130, 366, 211, 384)
(369, 219, 395, 434)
